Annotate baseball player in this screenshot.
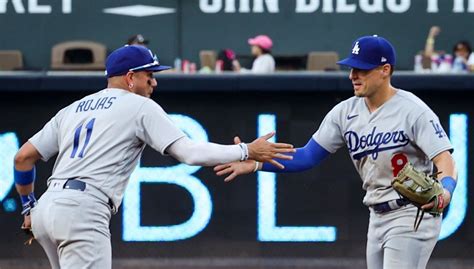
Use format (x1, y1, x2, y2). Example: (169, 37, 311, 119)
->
(13, 45, 295, 269)
(214, 35, 458, 269)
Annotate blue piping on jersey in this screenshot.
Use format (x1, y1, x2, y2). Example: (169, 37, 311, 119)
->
(352, 141, 410, 160)
(262, 138, 330, 172)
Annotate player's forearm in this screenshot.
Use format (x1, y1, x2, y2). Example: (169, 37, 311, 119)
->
(15, 184, 34, 196)
(433, 151, 457, 199)
(13, 142, 42, 216)
(14, 166, 35, 195)
(14, 161, 36, 196)
(167, 137, 243, 166)
(433, 151, 457, 179)
(14, 142, 40, 170)
(261, 139, 329, 172)
(14, 142, 42, 195)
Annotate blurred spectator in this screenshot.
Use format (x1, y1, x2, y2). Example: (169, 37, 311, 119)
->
(424, 26, 474, 72)
(216, 49, 238, 71)
(234, 34, 275, 73)
(127, 34, 149, 47)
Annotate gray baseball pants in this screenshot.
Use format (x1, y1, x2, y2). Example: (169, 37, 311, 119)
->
(366, 205, 442, 269)
(31, 180, 112, 269)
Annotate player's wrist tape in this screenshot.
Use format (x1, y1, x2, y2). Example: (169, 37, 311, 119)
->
(20, 193, 37, 216)
(253, 161, 260, 173)
(441, 176, 456, 197)
(14, 166, 36, 186)
(238, 143, 249, 161)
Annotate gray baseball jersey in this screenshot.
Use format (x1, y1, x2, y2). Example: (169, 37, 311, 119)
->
(313, 89, 452, 206)
(29, 88, 185, 209)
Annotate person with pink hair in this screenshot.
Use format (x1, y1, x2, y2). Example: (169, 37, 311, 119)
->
(217, 49, 238, 71)
(234, 34, 275, 73)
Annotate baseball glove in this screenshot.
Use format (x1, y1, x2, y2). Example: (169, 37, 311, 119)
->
(391, 163, 444, 231)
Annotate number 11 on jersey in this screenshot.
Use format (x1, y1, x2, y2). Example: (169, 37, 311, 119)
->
(70, 118, 96, 158)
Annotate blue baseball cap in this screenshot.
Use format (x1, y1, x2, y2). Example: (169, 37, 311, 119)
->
(105, 45, 171, 78)
(337, 35, 396, 70)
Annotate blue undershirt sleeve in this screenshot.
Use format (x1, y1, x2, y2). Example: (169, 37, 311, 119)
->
(261, 138, 330, 172)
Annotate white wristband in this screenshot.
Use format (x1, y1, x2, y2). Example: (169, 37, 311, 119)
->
(238, 143, 249, 161)
(253, 161, 260, 173)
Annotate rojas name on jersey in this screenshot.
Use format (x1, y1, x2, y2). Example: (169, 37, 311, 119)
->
(76, 96, 116, 113)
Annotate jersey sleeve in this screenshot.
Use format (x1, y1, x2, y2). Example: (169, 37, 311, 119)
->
(28, 108, 64, 161)
(135, 99, 186, 155)
(412, 110, 453, 160)
(312, 104, 346, 153)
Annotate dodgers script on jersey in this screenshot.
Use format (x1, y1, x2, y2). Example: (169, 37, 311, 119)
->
(313, 89, 453, 206)
(28, 88, 186, 209)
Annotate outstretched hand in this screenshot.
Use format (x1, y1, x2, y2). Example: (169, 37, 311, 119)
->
(246, 132, 295, 169)
(214, 160, 256, 182)
(216, 133, 292, 181)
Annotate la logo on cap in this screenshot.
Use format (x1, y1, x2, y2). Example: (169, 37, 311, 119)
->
(381, 57, 387, 62)
(352, 41, 360, 55)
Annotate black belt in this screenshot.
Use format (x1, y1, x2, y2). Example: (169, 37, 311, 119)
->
(64, 179, 114, 210)
(64, 179, 86, 191)
(372, 198, 410, 214)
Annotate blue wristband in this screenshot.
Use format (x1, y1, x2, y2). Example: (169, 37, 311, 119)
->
(20, 193, 37, 216)
(20, 194, 31, 205)
(441, 176, 457, 197)
(14, 166, 36, 185)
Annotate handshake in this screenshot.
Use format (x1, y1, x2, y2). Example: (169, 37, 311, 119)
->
(215, 131, 294, 182)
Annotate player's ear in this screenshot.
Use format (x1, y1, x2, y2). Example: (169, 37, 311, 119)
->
(381, 64, 391, 77)
(124, 72, 134, 87)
